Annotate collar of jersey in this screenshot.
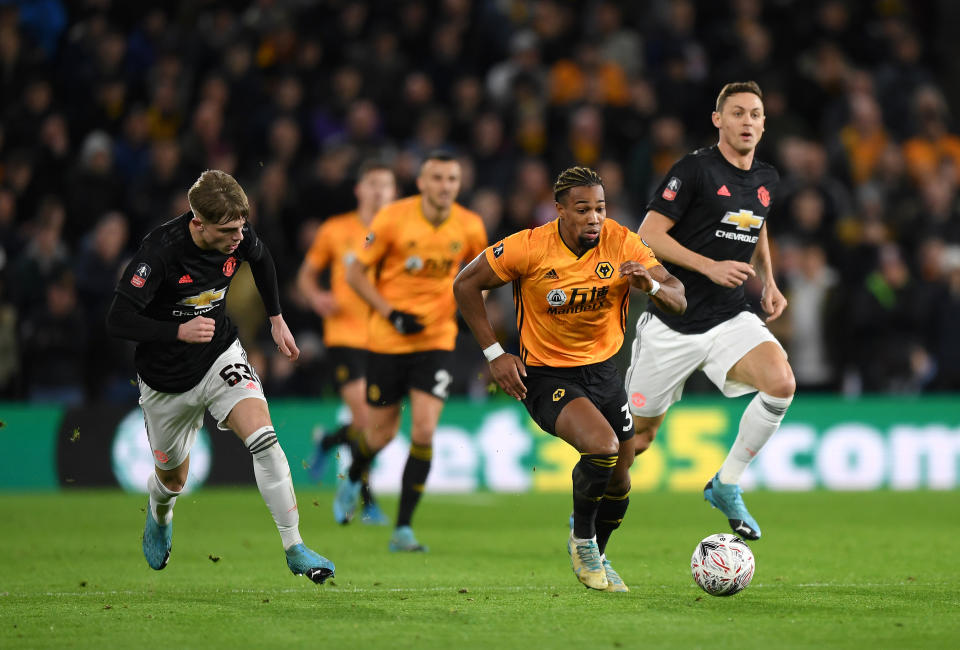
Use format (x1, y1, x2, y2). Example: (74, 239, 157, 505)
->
(711, 144, 756, 174)
(418, 196, 453, 229)
(555, 219, 595, 259)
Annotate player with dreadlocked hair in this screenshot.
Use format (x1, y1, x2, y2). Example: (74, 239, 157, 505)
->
(454, 166, 686, 591)
(553, 166, 603, 202)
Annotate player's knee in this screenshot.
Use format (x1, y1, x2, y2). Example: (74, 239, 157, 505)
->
(582, 433, 618, 456)
(633, 428, 657, 455)
(160, 476, 185, 493)
(764, 371, 796, 399)
(367, 427, 396, 450)
(408, 421, 436, 447)
(606, 472, 631, 496)
(351, 414, 369, 432)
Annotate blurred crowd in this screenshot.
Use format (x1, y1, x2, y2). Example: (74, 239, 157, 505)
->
(2, 0, 960, 407)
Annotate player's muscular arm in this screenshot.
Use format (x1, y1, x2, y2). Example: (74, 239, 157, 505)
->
(108, 296, 214, 344)
(295, 261, 337, 316)
(751, 224, 787, 322)
(106, 294, 180, 342)
(639, 210, 756, 288)
(619, 262, 686, 315)
(453, 254, 527, 400)
(345, 258, 392, 317)
(345, 258, 423, 334)
(269, 313, 300, 360)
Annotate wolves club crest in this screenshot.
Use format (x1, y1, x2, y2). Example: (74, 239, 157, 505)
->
(223, 256, 237, 277)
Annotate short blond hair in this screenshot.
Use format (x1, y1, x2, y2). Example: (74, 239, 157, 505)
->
(187, 170, 250, 224)
(715, 81, 763, 113)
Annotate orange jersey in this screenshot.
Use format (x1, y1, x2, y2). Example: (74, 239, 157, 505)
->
(303, 211, 371, 348)
(486, 218, 659, 367)
(357, 195, 487, 353)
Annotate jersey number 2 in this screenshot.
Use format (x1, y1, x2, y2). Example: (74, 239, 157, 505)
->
(432, 369, 452, 399)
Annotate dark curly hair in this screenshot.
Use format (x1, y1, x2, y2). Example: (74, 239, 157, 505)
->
(553, 166, 604, 203)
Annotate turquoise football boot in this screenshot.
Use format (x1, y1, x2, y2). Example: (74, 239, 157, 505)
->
(703, 472, 761, 540)
(142, 508, 172, 570)
(285, 543, 335, 584)
(388, 526, 428, 552)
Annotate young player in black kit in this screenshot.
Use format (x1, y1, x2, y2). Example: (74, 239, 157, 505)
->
(624, 82, 796, 540)
(106, 169, 334, 583)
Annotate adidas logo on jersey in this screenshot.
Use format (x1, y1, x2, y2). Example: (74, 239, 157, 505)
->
(717, 185, 731, 197)
(544, 269, 559, 280)
(178, 274, 193, 284)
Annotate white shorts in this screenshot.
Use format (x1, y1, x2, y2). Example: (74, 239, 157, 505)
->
(624, 311, 785, 417)
(138, 339, 266, 470)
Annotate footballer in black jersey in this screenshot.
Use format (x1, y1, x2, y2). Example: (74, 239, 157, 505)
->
(644, 144, 779, 334)
(106, 170, 334, 583)
(111, 211, 277, 392)
(624, 82, 797, 541)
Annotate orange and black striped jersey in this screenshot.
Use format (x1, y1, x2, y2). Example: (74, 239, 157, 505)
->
(486, 218, 659, 367)
(357, 195, 487, 354)
(303, 211, 372, 349)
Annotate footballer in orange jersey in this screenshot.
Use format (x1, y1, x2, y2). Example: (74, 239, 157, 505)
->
(335, 151, 487, 552)
(297, 160, 397, 524)
(454, 167, 685, 591)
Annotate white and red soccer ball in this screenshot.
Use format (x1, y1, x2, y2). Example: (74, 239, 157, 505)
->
(690, 533, 755, 596)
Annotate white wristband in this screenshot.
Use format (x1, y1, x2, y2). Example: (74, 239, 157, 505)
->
(483, 342, 505, 362)
(646, 279, 661, 296)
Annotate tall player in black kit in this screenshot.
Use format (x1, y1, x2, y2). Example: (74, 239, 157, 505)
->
(624, 82, 796, 539)
(106, 170, 335, 583)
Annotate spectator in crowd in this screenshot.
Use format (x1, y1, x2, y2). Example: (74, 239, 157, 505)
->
(65, 130, 124, 243)
(9, 196, 69, 316)
(772, 239, 844, 392)
(127, 139, 188, 240)
(73, 211, 133, 402)
(928, 246, 960, 389)
(845, 244, 932, 393)
(20, 269, 86, 406)
(0, 271, 18, 398)
(902, 85, 960, 186)
(835, 92, 890, 187)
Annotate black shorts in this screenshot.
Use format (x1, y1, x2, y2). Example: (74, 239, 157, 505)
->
(522, 359, 635, 442)
(326, 347, 367, 393)
(366, 350, 454, 406)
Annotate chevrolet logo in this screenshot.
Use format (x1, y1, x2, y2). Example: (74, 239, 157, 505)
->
(178, 287, 227, 308)
(721, 210, 764, 231)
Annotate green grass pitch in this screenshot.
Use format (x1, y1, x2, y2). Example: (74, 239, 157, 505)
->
(2, 488, 958, 649)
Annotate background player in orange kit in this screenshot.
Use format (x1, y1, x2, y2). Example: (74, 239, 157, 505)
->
(334, 151, 487, 552)
(297, 160, 397, 524)
(453, 166, 685, 590)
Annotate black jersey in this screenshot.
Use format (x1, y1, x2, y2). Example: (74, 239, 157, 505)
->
(113, 212, 267, 392)
(645, 145, 779, 334)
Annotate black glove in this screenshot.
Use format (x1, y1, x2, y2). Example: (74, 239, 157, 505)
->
(388, 309, 425, 335)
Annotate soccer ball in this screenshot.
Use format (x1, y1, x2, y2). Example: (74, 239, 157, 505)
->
(690, 533, 755, 596)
